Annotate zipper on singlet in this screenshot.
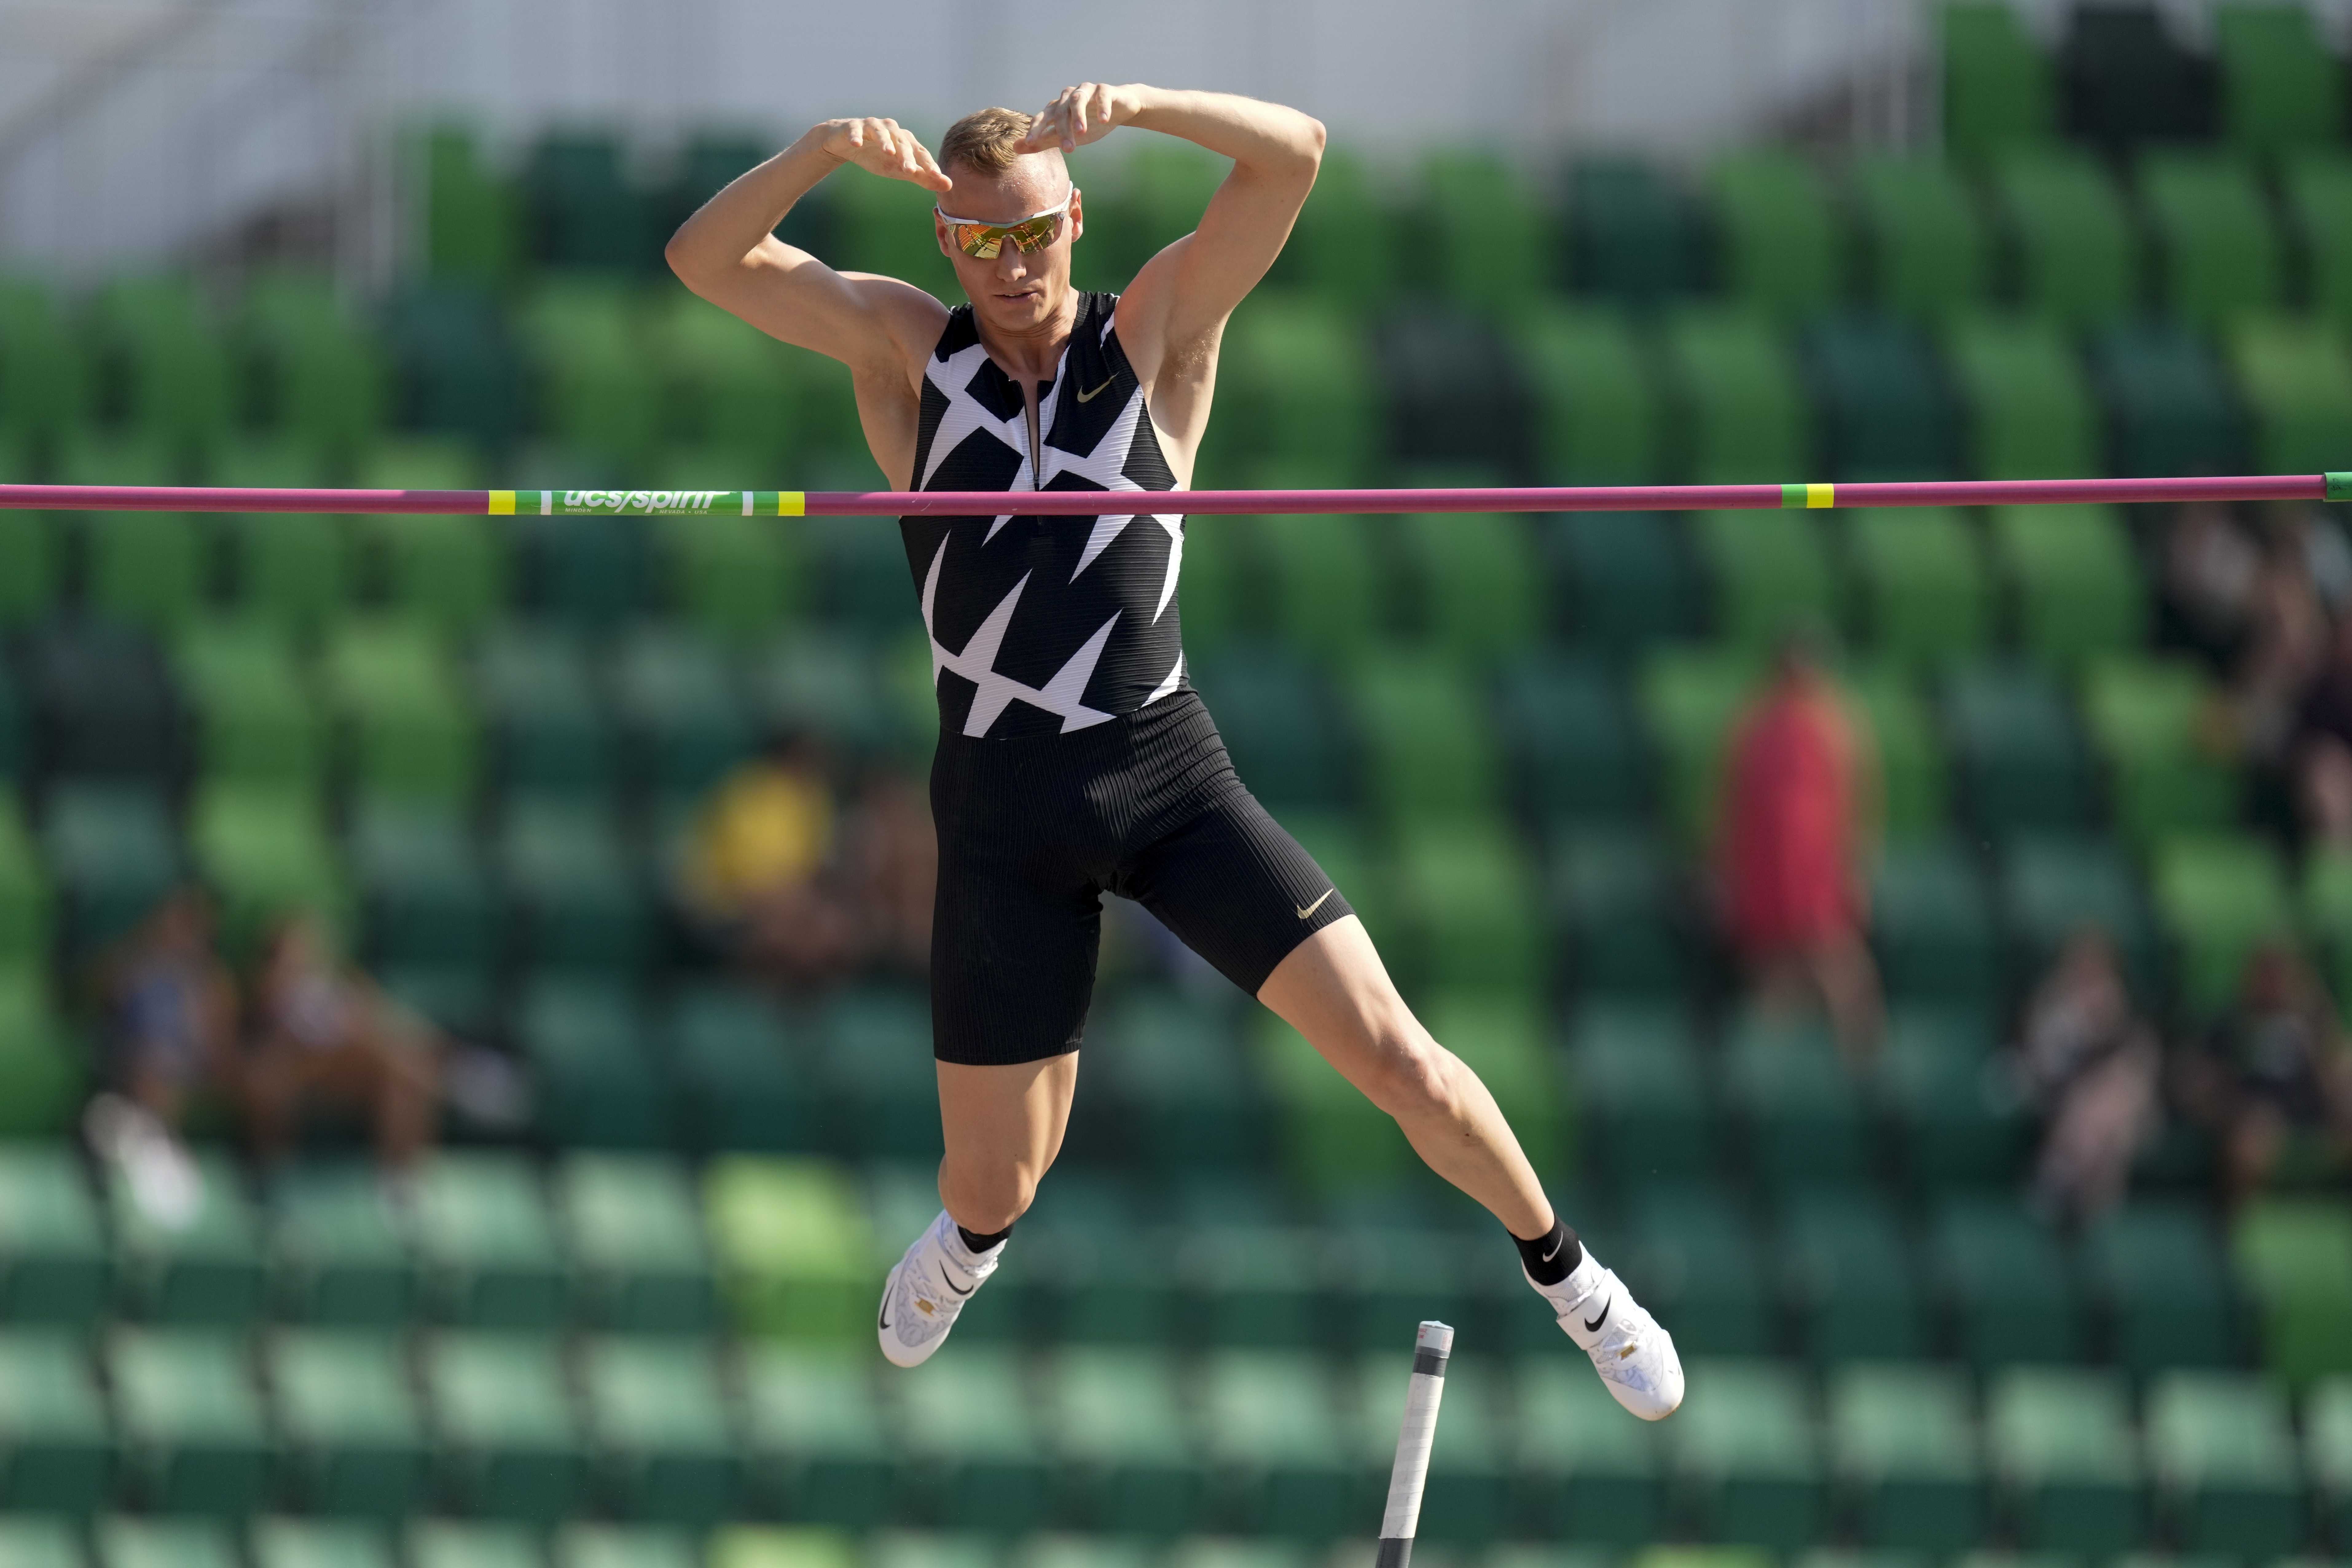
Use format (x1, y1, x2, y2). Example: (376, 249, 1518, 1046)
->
(1022, 382, 1045, 487)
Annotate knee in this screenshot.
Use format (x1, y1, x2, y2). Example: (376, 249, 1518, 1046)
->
(938, 1154, 1041, 1235)
(1355, 1018, 1463, 1123)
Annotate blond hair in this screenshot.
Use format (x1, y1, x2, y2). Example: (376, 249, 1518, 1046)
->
(939, 107, 1036, 177)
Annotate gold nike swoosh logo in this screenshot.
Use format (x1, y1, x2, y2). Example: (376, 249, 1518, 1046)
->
(1296, 888, 1335, 920)
(1074, 376, 1117, 403)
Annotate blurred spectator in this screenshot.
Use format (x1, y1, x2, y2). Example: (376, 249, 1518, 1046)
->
(1717, 636, 1884, 1061)
(2163, 504, 2264, 667)
(2292, 614, 2352, 848)
(2181, 941, 2352, 1202)
(2013, 927, 2162, 1221)
(85, 887, 238, 1225)
(2233, 522, 2331, 764)
(835, 761, 937, 974)
(240, 912, 441, 1171)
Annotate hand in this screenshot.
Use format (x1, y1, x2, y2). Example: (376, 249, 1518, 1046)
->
(1016, 83, 1140, 154)
(814, 117, 951, 193)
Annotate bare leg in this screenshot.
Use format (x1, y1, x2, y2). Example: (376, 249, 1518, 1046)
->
(935, 1053, 1080, 1234)
(1808, 932, 1886, 1063)
(1256, 916, 1554, 1239)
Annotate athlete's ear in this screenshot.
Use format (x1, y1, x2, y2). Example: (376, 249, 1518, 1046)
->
(1069, 186, 1083, 242)
(935, 209, 953, 260)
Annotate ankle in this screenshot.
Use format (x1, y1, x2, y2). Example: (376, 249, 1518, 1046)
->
(954, 1221, 1013, 1255)
(1510, 1216, 1583, 1286)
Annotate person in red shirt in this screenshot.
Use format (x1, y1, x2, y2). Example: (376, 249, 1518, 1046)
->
(1718, 635, 1886, 1061)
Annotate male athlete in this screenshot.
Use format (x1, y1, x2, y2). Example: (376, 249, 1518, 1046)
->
(667, 83, 1681, 1418)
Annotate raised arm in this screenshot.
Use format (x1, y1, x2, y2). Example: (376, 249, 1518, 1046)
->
(1017, 86, 1324, 379)
(664, 119, 955, 378)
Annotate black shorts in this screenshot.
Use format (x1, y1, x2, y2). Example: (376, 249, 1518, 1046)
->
(927, 690, 1354, 1066)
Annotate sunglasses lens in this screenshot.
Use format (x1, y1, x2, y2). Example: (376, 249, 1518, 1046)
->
(1006, 214, 1061, 251)
(951, 224, 1003, 259)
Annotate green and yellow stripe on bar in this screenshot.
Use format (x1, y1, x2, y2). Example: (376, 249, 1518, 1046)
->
(1780, 483, 1835, 508)
(486, 489, 807, 516)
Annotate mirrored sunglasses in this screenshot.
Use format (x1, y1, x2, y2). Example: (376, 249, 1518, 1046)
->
(936, 190, 1074, 259)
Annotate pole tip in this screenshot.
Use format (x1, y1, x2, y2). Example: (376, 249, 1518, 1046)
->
(2327, 472, 2352, 503)
(1416, 1321, 1455, 1354)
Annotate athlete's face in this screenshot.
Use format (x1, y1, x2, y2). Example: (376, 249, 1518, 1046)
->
(935, 151, 1082, 338)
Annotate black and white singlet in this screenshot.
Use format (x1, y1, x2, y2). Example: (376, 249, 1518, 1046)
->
(902, 291, 1353, 1066)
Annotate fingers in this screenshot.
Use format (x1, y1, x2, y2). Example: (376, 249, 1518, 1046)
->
(907, 137, 952, 193)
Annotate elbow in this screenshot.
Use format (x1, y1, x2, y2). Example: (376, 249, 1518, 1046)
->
(1304, 117, 1327, 160)
(663, 230, 696, 284)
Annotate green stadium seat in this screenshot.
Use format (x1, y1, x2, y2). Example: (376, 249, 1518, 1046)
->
(1162, 1546, 1309, 1568)
(1430, 996, 1564, 1174)
(1562, 157, 1705, 304)
(1669, 1360, 1826, 1548)
(650, 508, 800, 649)
(1378, 310, 1523, 476)
(0, 277, 90, 441)
(210, 440, 353, 637)
(267, 1330, 428, 1515)
(704, 1157, 872, 1344)
(1943, 3, 2057, 158)
(1350, 656, 1501, 824)
(1638, 646, 1755, 847)
(1708, 153, 1840, 317)
(1722, 1012, 1871, 1186)
(557, 1154, 714, 1334)
(578, 1337, 738, 1522)
(1931, 1198, 2090, 1368)
(348, 800, 493, 982)
(1846, 663, 1949, 839)
(651, 291, 799, 470)
(738, 1346, 892, 1526)
(1539, 512, 1704, 655)
(1884, 1008, 2021, 1188)
(2231, 317, 2352, 476)
(1498, 655, 1646, 825)
(1829, 1363, 1986, 1550)
(1990, 152, 2138, 325)
(610, 627, 755, 804)
(0, 507, 57, 630)
(517, 283, 660, 473)
(0, 1147, 107, 1325)
(1854, 157, 1992, 319)
(88, 280, 235, 456)
(1807, 316, 1962, 480)
(95, 1518, 240, 1568)
(1945, 666, 2094, 835)
(523, 133, 655, 273)
(1847, 509, 1989, 670)
(1946, 314, 2100, 479)
(1781, 1188, 1930, 1362)
(1521, 305, 1664, 484)
(2232, 1200, 2352, 1386)
(1664, 311, 1811, 483)
(40, 781, 178, 958)
(28, 617, 182, 790)
(240, 274, 386, 467)
(2084, 659, 2239, 849)
(2288, 155, 2352, 326)
(0, 1332, 108, 1512)
(1088, 993, 1259, 1175)
(1260, 513, 1382, 669)
(1252, 1011, 1410, 1196)
(1695, 510, 1839, 653)
(83, 509, 207, 635)
(704, 1528, 859, 1568)
(1421, 149, 1544, 318)
(518, 507, 652, 633)
(1176, 515, 1264, 662)
(0, 976, 76, 1141)
(1987, 1367, 2146, 1552)
(1009, 1538, 1153, 1568)
(2146, 1371, 2309, 1555)
(1397, 512, 1541, 669)
(250, 1518, 396, 1568)
(1510, 1353, 1665, 1543)
(411, 1154, 568, 1328)
(1198, 1350, 1354, 1539)
(2002, 835, 2159, 997)
(2140, 153, 2284, 325)
(1389, 824, 1542, 1000)
(413, 126, 521, 284)
(1172, 1209, 1321, 1353)
(1350, 1354, 1505, 1548)
(421, 1331, 586, 1521)
(2151, 835, 2294, 1017)
(1270, 147, 1394, 312)
(406, 1520, 543, 1568)
(865, 1535, 998, 1568)
(1991, 505, 2147, 671)
(357, 445, 504, 639)
(896, 1347, 1051, 1531)
(2217, 3, 2342, 155)
(265, 1162, 414, 1327)
(498, 799, 650, 978)
(516, 979, 664, 1149)
(2085, 1201, 2238, 1374)
(1625, 1186, 1772, 1359)
(386, 281, 523, 448)
(1872, 840, 2000, 1007)
(1045, 1347, 1200, 1534)
(2307, 847, 2352, 1006)
(1213, 299, 1380, 483)
(174, 621, 324, 795)
(810, 988, 934, 1163)
(1188, 648, 1350, 812)
(323, 621, 477, 804)
(2310, 1376, 2352, 1547)
(108, 1152, 263, 1324)
(2089, 323, 2243, 478)
(474, 625, 616, 801)
(664, 986, 804, 1154)
(108, 1328, 270, 1514)
(552, 1525, 696, 1568)
(1569, 1005, 1711, 1181)
(187, 784, 347, 950)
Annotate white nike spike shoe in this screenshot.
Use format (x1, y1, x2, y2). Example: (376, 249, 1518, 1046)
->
(877, 1209, 1003, 1369)
(1528, 1250, 1684, 1420)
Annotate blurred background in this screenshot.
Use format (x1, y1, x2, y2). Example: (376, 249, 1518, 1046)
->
(1, 1, 2351, 1566)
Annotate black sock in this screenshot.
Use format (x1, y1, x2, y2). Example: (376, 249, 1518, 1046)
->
(956, 1222, 1012, 1254)
(1511, 1217, 1582, 1285)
